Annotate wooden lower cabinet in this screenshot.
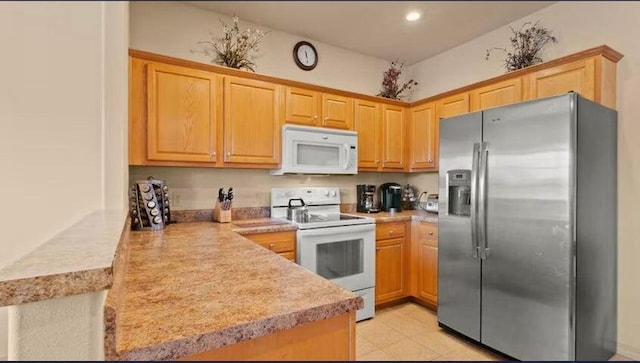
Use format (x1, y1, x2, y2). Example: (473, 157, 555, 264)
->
(180, 311, 356, 361)
(375, 222, 408, 305)
(374, 220, 438, 309)
(242, 231, 296, 262)
(414, 221, 438, 307)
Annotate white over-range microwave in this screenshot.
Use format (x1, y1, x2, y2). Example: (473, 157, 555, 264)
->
(270, 124, 358, 175)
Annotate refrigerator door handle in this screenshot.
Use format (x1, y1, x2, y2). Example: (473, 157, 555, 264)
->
(470, 142, 481, 259)
(478, 141, 490, 259)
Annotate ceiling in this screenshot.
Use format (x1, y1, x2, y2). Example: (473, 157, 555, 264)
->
(184, 1, 555, 65)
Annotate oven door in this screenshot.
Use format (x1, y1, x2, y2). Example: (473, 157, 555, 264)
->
(297, 224, 375, 291)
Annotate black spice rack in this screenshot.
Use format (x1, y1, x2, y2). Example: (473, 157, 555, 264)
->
(129, 176, 171, 231)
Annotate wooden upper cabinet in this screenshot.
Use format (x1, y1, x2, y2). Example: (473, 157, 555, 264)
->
(285, 87, 320, 126)
(146, 62, 217, 162)
(381, 105, 406, 170)
(470, 77, 522, 112)
(223, 77, 281, 165)
(409, 103, 436, 170)
(284, 86, 353, 130)
(524, 57, 595, 102)
(322, 93, 354, 130)
(354, 99, 381, 169)
(437, 92, 470, 120)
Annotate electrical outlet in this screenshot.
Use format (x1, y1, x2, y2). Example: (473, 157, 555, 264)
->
(169, 191, 182, 208)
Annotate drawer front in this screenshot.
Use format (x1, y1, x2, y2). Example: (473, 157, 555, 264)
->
(417, 222, 438, 247)
(280, 251, 296, 262)
(244, 231, 296, 253)
(376, 221, 406, 240)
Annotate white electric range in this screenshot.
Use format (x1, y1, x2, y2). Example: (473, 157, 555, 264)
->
(271, 187, 375, 321)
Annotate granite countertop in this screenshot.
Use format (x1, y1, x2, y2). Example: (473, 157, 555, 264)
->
(105, 219, 362, 361)
(0, 209, 128, 307)
(348, 209, 439, 224)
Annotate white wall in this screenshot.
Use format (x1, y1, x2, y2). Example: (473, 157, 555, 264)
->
(129, 1, 392, 96)
(409, 1, 640, 358)
(0, 1, 129, 359)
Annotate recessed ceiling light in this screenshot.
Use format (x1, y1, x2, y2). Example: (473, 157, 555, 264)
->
(406, 11, 421, 22)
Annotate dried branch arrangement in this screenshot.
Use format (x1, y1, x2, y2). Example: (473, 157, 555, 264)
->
(377, 60, 418, 100)
(192, 16, 268, 72)
(486, 21, 558, 72)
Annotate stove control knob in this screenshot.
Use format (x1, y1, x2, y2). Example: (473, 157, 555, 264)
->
(330, 190, 337, 197)
(324, 190, 330, 196)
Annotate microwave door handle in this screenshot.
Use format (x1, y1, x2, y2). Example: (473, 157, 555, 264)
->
(343, 143, 350, 169)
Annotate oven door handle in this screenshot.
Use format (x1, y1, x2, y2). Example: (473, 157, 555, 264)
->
(296, 223, 375, 237)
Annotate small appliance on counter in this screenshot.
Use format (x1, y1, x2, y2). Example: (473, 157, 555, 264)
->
(417, 192, 439, 213)
(129, 176, 170, 231)
(401, 184, 418, 210)
(356, 184, 380, 213)
(379, 182, 402, 212)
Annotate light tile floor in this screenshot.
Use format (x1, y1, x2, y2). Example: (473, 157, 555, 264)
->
(356, 302, 632, 361)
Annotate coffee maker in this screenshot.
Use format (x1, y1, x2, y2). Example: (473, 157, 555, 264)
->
(379, 182, 403, 212)
(357, 184, 379, 213)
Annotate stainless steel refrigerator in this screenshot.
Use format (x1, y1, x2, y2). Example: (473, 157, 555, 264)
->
(438, 93, 617, 361)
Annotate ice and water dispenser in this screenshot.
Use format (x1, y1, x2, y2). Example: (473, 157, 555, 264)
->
(447, 170, 471, 216)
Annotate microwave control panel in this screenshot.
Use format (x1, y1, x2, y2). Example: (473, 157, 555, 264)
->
(347, 145, 357, 170)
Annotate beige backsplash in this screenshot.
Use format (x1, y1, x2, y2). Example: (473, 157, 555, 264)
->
(130, 166, 439, 210)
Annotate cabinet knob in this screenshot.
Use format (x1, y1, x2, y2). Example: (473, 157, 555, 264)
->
(375, 160, 380, 163)
(313, 115, 318, 120)
(226, 151, 231, 157)
(388, 231, 394, 235)
(323, 116, 329, 125)
(269, 243, 275, 249)
(376, 248, 380, 252)
(428, 231, 434, 236)
(210, 152, 216, 159)
(428, 159, 433, 163)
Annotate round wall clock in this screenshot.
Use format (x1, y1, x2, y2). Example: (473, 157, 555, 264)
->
(293, 41, 318, 71)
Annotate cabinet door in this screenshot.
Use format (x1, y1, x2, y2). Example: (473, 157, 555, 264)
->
(525, 57, 595, 101)
(223, 77, 281, 165)
(470, 77, 522, 111)
(147, 62, 217, 162)
(409, 103, 436, 170)
(381, 105, 406, 170)
(285, 87, 320, 126)
(354, 99, 381, 169)
(418, 243, 438, 305)
(437, 92, 470, 120)
(376, 237, 406, 303)
(322, 93, 354, 130)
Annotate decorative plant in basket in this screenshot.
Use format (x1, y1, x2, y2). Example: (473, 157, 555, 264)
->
(377, 60, 418, 100)
(192, 16, 269, 72)
(486, 20, 558, 72)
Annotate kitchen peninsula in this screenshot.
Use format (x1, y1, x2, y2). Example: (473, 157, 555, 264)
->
(104, 219, 362, 361)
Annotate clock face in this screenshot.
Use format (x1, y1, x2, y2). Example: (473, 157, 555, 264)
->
(297, 45, 316, 66)
(293, 41, 318, 70)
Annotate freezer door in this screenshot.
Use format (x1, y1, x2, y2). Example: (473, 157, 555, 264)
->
(438, 111, 482, 341)
(480, 94, 574, 360)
